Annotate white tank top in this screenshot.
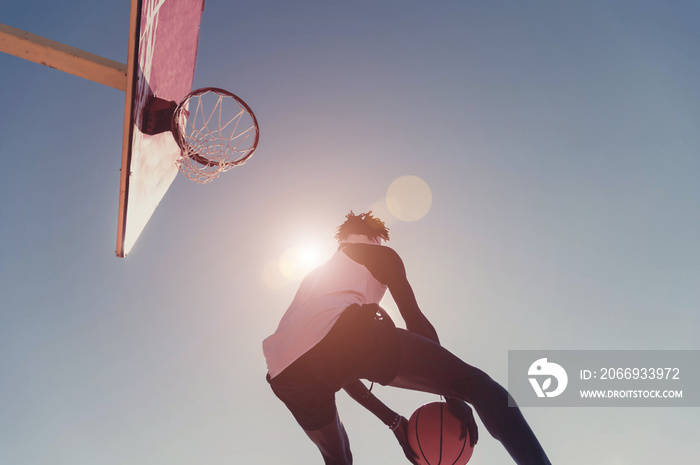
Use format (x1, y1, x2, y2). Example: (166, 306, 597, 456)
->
(263, 247, 388, 379)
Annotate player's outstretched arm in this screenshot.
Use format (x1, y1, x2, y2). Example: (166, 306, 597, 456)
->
(342, 380, 398, 426)
(340, 244, 440, 343)
(384, 249, 440, 344)
(342, 380, 418, 464)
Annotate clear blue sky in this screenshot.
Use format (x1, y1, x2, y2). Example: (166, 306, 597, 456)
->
(1, 1, 699, 464)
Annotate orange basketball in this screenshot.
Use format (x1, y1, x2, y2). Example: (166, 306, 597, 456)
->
(407, 402, 474, 465)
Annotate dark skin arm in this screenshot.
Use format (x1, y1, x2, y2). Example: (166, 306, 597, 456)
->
(382, 248, 439, 343)
(342, 380, 418, 464)
(342, 244, 439, 343)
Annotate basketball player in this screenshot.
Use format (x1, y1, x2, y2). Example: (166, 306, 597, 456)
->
(263, 212, 551, 464)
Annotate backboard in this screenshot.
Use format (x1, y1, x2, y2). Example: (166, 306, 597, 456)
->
(117, 0, 206, 257)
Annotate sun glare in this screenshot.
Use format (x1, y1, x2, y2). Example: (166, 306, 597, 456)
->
(277, 245, 326, 282)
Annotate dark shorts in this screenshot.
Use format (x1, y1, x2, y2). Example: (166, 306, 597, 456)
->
(267, 303, 401, 431)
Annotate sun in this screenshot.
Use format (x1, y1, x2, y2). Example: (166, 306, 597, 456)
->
(278, 244, 326, 281)
(298, 247, 321, 268)
(262, 238, 336, 290)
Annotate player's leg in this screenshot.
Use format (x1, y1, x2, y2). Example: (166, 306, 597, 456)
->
(267, 358, 354, 464)
(387, 329, 551, 465)
(303, 411, 353, 465)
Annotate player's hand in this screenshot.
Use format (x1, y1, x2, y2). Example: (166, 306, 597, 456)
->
(392, 416, 419, 464)
(446, 398, 479, 447)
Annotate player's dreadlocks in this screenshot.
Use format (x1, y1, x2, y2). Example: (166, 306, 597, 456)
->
(335, 211, 390, 243)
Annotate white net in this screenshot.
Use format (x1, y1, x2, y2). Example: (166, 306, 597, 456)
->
(173, 88, 259, 183)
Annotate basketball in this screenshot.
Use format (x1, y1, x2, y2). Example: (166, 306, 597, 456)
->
(407, 402, 474, 465)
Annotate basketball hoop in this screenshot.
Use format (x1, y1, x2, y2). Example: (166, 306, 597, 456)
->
(142, 87, 259, 183)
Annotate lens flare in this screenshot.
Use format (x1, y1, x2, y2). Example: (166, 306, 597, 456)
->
(386, 175, 432, 221)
